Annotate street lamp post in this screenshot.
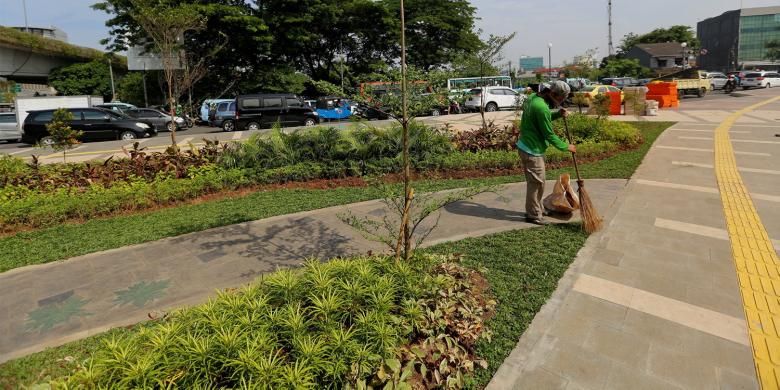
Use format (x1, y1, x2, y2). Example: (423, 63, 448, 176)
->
(681, 42, 688, 69)
(22, 0, 29, 32)
(548, 42, 553, 80)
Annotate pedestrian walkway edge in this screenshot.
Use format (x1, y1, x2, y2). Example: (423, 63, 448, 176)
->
(714, 95, 780, 389)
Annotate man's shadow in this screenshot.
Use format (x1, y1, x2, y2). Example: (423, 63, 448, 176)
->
(444, 200, 573, 222)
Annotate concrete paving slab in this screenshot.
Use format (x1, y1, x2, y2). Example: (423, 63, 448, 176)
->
(488, 90, 780, 390)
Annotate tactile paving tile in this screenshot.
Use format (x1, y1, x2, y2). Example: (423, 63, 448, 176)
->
(714, 96, 780, 389)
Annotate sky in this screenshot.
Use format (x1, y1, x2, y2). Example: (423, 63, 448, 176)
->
(1, 0, 779, 67)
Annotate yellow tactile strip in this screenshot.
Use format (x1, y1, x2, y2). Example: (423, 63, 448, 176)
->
(713, 95, 780, 389)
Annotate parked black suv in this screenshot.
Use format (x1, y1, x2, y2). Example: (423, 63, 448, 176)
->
(22, 108, 157, 145)
(235, 94, 320, 130)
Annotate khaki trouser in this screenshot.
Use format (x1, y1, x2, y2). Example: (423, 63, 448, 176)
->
(520, 150, 546, 220)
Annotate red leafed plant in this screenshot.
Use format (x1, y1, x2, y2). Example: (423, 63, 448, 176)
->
(451, 120, 519, 153)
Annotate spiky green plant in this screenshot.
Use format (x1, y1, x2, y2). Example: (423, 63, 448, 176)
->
(56, 255, 492, 388)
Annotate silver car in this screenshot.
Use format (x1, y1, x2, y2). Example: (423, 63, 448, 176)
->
(706, 72, 728, 90)
(0, 112, 21, 143)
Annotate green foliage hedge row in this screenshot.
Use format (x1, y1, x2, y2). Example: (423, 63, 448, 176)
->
(552, 114, 642, 147)
(55, 255, 491, 389)
(0, 167, 250, 228)
(0, 119, 640, 229)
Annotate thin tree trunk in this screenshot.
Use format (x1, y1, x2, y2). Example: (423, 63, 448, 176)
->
(167, 72, 177, 146)
(399, 0, 412, 261)
(480, 62, 487, 130)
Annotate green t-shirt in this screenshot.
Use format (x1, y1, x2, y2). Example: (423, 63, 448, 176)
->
(516, 94, 569, 156)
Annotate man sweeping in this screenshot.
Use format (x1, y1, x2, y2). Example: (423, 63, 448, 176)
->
(516, 81, 577, 225)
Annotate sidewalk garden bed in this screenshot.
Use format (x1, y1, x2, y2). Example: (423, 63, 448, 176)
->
(0, 121, 671, 273)
(1, 116, 651, 233)
(2, 254, 496, 389)
(0, 226, 586, 389)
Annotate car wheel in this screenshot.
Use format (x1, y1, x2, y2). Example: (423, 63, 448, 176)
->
(697, 88, 706, 98)
(39, 136, 55, 147)
(485, 103, 498, 112)
(678, 89, 684, 99)
(303, 118, 317, 126)
(247, 122, 261, 131)
(743, 86, 749, 90)
(766, 83, 771, 88)
(222, 120, 235, 132)
(120, 131, 137, 140)
(166, 121, 175, 132)
(431, 108, 441, 116)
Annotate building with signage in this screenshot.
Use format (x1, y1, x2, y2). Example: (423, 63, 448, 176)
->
(697, 6, 780, 72)
(518, 56, 544, 73)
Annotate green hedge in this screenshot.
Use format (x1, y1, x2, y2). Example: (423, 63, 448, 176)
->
(424, 141, 618, 171)
(1, 167, 250, 228)
(1, 119, 641, 230)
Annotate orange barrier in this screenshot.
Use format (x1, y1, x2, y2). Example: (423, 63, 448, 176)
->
(646, 82, 678, 108)
(647, 81, 677, 95)
(646, 95, 675, 108)
(607, 91, 622, 115)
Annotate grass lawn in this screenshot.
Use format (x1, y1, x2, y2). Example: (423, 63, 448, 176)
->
(0, 225, 587, 388)
(0, 122, 671, 273)
(426, 225, 587, 388)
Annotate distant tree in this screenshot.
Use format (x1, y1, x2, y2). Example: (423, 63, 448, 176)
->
(619, 25, 699, 54)
(49, 60, 115, 99)
(117, 71, 165, 106)
(239, 66, 310, 95)
(308, 80, 344, 97)
(766, 39, 780, 62)
(390, 0, 482, 70)
(124, 0, 216, 146)
(260, 0, 397, 83)
(564, 48, 601, 80)
(0, 80, 18, 104)
(93, 0, 269, 105)
(600, 57, 651, 78)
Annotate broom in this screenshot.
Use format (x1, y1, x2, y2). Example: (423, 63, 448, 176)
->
(562, 115, 603, 233)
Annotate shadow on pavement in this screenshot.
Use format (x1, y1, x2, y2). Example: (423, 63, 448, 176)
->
(171, 217, 361, 265)
(444, 201, 526, 222)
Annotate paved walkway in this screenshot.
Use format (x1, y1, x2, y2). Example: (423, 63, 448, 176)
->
(0, 180, 626, 363)
(488, 88, 780, 389)
(3, 88, 779, 389)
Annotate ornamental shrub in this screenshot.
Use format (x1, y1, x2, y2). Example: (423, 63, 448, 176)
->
(56, 255, 494, 389)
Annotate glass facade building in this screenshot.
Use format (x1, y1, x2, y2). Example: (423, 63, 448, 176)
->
(519, 56, 544, 73)
(739, 12, 780, 61)
(698, 6, 780, 71)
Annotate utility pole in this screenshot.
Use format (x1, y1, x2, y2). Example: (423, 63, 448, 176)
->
(608, 0, 614, 56)
(142, 63, 149, 108)
(107, 58, 116, 102)
(22, 0, 29, 32)
(548, 43, 553, 81)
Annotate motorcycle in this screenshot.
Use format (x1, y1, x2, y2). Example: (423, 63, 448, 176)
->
(724, 79, 736, 94)
(184, 114, 195, 128)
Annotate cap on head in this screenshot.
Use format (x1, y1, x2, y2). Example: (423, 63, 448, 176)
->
(548, 80, 571, 97)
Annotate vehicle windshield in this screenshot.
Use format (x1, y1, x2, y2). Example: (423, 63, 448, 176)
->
(316, 98, 343, 109)
(745, 73, 761, 77)
(579, 86, 597, 92)
(107, 110, 129, 119)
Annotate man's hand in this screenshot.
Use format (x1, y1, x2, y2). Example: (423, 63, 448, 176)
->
(559, 107, 568, 118)
(568, 144, 577, 153)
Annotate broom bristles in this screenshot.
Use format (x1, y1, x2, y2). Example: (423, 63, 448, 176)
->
(577, 180, 603, 233)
